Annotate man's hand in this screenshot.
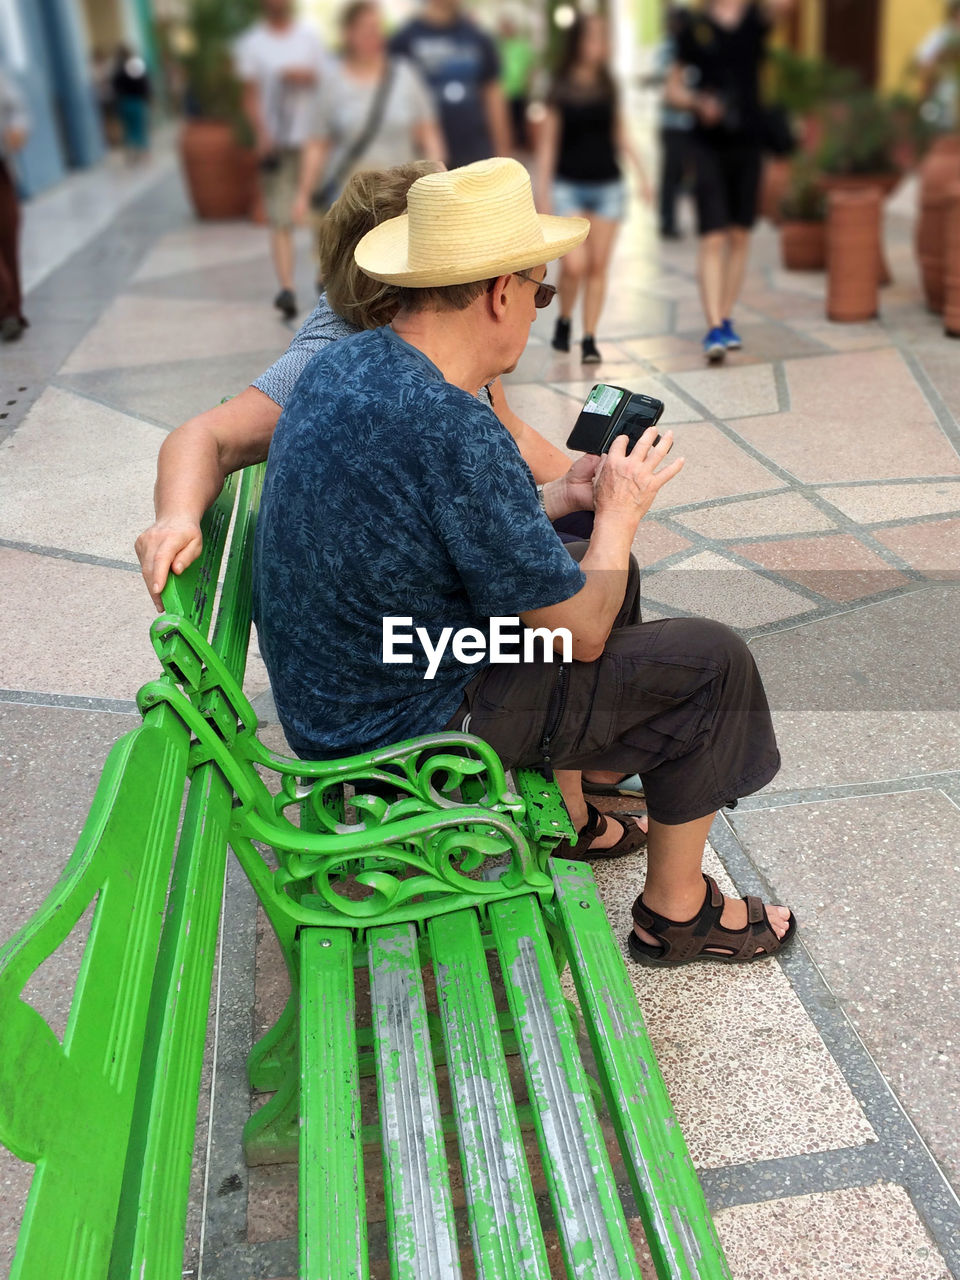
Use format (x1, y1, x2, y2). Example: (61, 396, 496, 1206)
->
(593, 429, 684, 524)
(135, 519, 204, 612)
(543, 453, 601, 518)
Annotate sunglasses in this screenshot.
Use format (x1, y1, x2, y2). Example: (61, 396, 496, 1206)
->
(513, 270, 557, 309)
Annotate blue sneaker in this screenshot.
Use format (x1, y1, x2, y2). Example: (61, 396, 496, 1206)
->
(703, 326, 727, 362)
(721, 317, 742, 350)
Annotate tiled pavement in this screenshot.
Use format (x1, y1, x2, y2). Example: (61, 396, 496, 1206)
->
(1, 152, 959, 1280)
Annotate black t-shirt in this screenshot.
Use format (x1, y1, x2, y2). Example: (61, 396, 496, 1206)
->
(389, 17, 499, 168)
(551, 81, 620, 183)
(674, 2, 769, 140)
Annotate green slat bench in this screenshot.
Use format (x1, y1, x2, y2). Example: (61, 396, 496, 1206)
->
(0, 463, 731, 1280)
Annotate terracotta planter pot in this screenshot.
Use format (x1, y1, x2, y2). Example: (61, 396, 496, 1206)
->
(944, 182, 960, 338)
(827, 189, 881, 322)
(821, 172, 898, 285)
(760, 157, 792, 225)
(916, 135, 960, 313)
(780, 220, 826, 270)
(179, 120, 256, 221)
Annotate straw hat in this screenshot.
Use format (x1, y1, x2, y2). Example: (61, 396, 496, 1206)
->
(354, 157, 589, 287)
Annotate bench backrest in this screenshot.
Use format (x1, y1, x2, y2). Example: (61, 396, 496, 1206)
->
(0, 470, 257, 1280)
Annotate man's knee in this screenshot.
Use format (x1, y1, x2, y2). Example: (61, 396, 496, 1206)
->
(656, 615, 752, 675)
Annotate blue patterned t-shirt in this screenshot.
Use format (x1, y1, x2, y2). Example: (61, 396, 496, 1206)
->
(252, 326, 586, 759)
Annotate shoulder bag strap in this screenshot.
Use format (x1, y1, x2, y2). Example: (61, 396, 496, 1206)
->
(326, 59, 396, 191)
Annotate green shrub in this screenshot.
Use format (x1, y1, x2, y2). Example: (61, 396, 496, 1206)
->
(779, 158, 826, 222)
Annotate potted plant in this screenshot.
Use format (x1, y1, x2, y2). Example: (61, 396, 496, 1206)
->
(815, 90, 901, 193)
(815, 91, 903, 284)
(167, 0, 260, 220)
(779, 158, 827, 270)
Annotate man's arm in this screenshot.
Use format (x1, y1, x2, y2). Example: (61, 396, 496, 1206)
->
(241, 81, 273, 156)
(293, 136, 331, 223)
(520, 429, 684, 660)
(135, 388, 280, 608)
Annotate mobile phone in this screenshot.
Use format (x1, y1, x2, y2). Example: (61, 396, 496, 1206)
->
(566, 383, 665, 455)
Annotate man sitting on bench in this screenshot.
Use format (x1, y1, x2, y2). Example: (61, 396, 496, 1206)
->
(253, 156, 795, 967)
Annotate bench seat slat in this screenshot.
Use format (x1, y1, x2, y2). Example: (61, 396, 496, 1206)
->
(549, 860, 732, 1280)
(428, 909, 550, 1280)
(369, 923, 462, 1280)
(489, 896, 643, 1280)
(300, 928, 368, 1280)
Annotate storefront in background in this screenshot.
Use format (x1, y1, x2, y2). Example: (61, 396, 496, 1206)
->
(0, 0, 157, 196)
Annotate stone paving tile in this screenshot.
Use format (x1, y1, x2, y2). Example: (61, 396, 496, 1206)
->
(729, 349, 960, 484)
(668, 362, 780, 419)
(728, 533, 911, 603)
(714, 1182, 952, 1280)
(618, 334, 703, 365)
(638, 422, 781, 509)
(872, 515, 960, 577)
(674, 491, 838, 539)
(816, 480, 960, 524)
(731, 790, 960, 1191)
(765, 710, 960, 792)
(59, 294, 290, 374)
(131, 224, 274, 283)
(57, 348, 288, 429)
(577, 846, 876, 1169)
(549, 377, 705, 428)
(790, 320, 893, 351)
(0, 702, 140, 1275)
(751, 584, 960, 713)
(0, 385, 160, 562)
(0, 549, 158, 700)
(910, 338, 960, 424)
(127, 254, 286, 304)
(633, 518, 692, 568)
(642, 550, 817, 627)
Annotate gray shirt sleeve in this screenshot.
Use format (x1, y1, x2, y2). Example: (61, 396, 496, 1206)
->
(252, 293, 362, 407)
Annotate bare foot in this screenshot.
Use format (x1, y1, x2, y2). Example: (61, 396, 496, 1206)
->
(634, 892, 791, 952)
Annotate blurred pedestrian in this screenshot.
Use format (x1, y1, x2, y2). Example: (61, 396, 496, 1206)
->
(91, 48, 119, 147)
(666, 0, 793, 364)
(536, 12, 651, 365)
(657, 8, 694, 239)
(497, 10, 537, 153)
(293, 0, 444, 275)
(914, 0, 960, 132)
(111, 45, 152, 160)
(0, 68, 28, 343)
(235, 0, 329, 320)
(389, 0, 511, 167)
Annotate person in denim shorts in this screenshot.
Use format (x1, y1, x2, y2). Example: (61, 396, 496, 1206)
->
(535, 13, 650, 365)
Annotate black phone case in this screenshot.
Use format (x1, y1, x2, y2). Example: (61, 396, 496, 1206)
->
(566, 385, 665, 454)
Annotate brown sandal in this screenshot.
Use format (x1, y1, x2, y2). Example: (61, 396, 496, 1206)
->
(555, 801, 648, 862)
(627, 874, 796, 966)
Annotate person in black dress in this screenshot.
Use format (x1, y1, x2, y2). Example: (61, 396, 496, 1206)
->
(536, 13, 651, 365)
(667, 0, 793, 363)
